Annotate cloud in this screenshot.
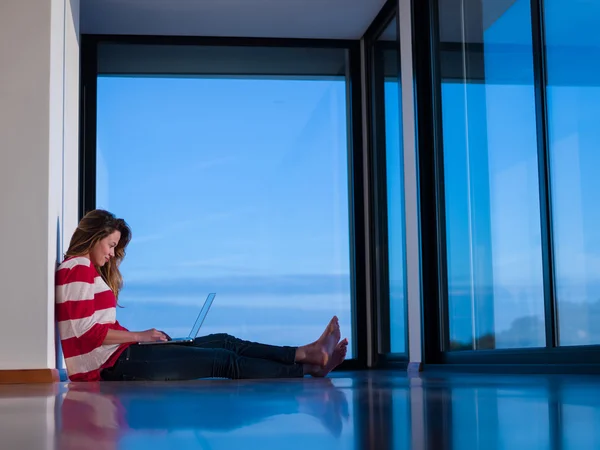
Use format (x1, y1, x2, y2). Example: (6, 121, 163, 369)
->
(452, 297, 600, 349)
(115, 301, 352, 335)
(121, 273, 351, 298)
(120, 293, 349, 311)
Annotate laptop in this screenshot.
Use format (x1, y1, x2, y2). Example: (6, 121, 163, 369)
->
(139, 293, 216, 345)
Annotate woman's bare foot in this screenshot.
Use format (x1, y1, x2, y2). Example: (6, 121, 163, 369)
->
(309, 338, 349, 378)
(295, 317, 341, 367)
(315, 316, 339, 343)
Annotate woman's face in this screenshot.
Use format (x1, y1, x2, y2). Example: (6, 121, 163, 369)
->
(90, 230, 121, 267)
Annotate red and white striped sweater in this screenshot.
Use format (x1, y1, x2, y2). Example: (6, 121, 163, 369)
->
(55, 256, 133, 381)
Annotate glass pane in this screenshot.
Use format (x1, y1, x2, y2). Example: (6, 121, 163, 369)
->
(375, 18, 407, 354)
(545, 1, 600, 346)
(96, 50, 353, 357)
(438, 0, 545, 350)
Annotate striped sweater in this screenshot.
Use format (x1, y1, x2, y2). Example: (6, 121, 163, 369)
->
(55, 256, 133, 381)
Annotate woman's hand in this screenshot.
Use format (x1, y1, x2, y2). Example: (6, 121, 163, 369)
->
(136, 328, 169, 343)
(158, 330, 172, 341)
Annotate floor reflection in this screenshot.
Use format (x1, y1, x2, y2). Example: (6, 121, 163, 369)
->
(57, 378, 354, 450)
(2, 371, 600, 449)
(414, 374, 600, 450)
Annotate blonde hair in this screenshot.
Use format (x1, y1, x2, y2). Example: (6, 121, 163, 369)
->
(65, 209, 132, 300)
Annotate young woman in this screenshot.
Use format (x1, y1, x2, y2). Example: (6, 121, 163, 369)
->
(56, 209, 348, 382)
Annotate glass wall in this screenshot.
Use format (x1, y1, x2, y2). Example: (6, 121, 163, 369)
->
(375, 17, 407, 354)
(368, 11, 407, 356)
(95, 45, 354, 356)
(545, 0, 600, 346)
(438, 0, 546, 350)
(381, 18, 406, 354)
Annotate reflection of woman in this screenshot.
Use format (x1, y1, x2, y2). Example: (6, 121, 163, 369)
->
(56, 210, 348, 382)
(58, 385, 127, 450)
(58, 378, 350, 449)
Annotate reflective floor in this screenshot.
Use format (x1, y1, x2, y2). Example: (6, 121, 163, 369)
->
(2, 371, 600, 449)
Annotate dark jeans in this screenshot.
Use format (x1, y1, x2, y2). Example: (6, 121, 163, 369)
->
(100, 333, 305, 381)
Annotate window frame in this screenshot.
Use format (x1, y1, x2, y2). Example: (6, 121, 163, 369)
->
(79, 34, 368, 370)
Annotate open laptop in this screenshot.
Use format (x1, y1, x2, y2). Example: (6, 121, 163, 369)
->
(139, 293, 216, 345)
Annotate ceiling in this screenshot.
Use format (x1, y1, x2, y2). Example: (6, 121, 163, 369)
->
(438, 0, 599, 46)
(376, 0, 518, 43)
(80, 0, 583, 46)
(439, 0, 518, 43)
(80, 0, 388, 39)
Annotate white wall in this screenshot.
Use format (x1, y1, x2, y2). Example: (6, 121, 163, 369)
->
(0, 0, 79, 371)
(63, 0, 81, 247)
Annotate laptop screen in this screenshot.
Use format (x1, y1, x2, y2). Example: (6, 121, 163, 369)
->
(188, 293, 216, 338)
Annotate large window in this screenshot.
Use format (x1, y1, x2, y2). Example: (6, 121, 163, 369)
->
(545, 0, 600, 346)
(376, 19, 406, 353)
(439, 0, 546, 350)
(416, 0, 600, 364)
(379, 18, 407, 354)
(367, 8, 407, 357)
(95, 44, 354, 357)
